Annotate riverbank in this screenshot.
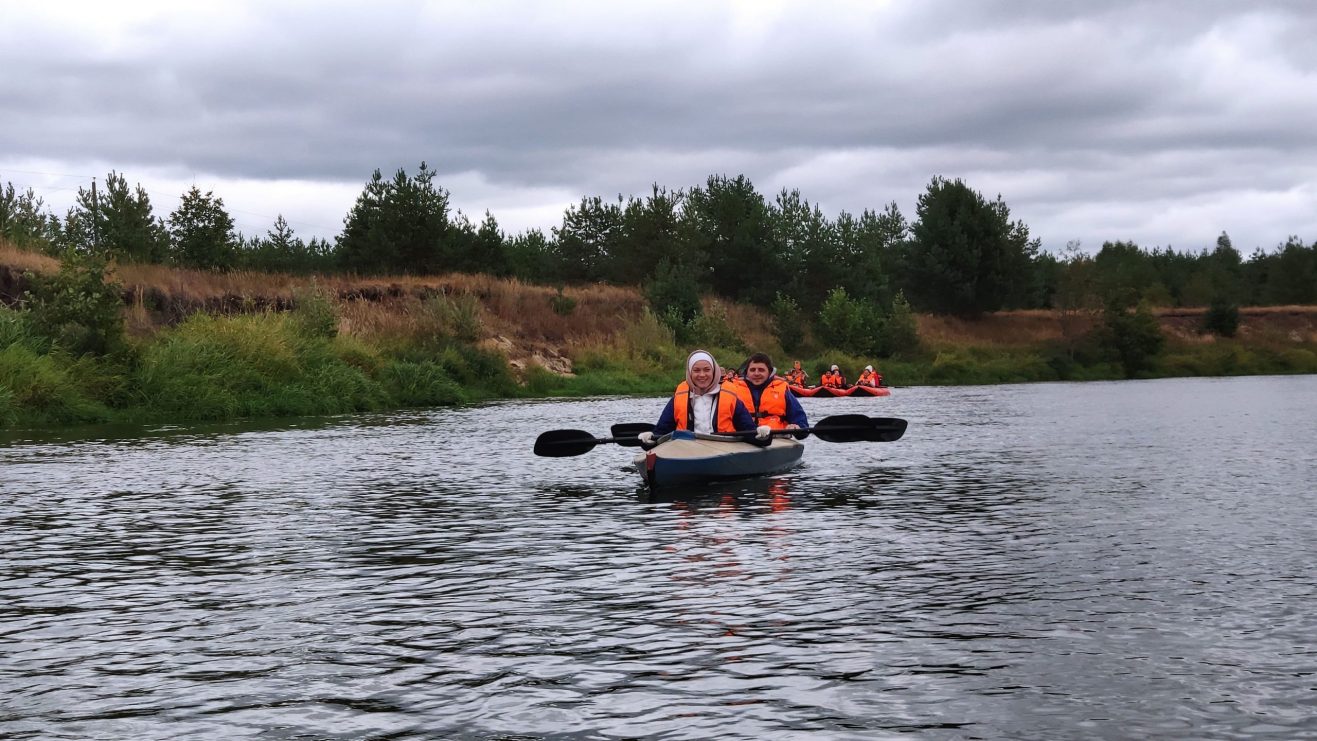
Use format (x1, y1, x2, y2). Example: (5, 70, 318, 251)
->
(2, 243, 1316, 429)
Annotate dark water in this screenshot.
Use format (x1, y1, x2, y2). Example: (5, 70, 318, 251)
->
(3, 376, 1316, 740)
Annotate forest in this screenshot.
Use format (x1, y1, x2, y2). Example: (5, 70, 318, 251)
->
(2, 165, 1316, 428)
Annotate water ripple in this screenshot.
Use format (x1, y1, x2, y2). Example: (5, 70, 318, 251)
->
(3, 378, 1317, 739)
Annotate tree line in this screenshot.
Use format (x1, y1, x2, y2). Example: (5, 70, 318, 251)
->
(4, 164, 1315, 332)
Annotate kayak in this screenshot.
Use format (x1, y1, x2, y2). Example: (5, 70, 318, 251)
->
(789, 384, 891, 398)
(634, 430, 805, 488)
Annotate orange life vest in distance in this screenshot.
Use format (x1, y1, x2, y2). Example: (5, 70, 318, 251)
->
(785, 369, 806, 385)
(725, 377, 790, 429)
(857, 370, 878, 387)
(822, 371, 843, 388)
(672, 381, 738, 433)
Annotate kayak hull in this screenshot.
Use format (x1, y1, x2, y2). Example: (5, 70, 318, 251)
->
(790, 384, 890, 398)
(634, 431, 805, 488)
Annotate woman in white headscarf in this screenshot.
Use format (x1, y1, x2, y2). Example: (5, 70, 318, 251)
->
(640, 349, 764, 442)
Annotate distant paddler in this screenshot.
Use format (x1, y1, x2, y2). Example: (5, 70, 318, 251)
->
(785, 360, 808, 386)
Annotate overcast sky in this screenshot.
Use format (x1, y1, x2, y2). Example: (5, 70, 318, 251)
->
(3, 0, 1316, 254)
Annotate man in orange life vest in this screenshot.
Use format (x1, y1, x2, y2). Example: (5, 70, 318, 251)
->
(640, 350, 764, 444)
(725, 352, 809, 433)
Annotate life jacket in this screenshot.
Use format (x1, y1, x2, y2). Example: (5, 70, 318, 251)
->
(822, 371, 844, 388)
(725, 377, 790, 429)
(785, 369, 806, 385)
(857, 370, 877, 387)
(672, 381, 738, 433)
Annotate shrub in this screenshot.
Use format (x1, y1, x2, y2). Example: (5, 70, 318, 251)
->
(1202, 297, 1240, 338)
(816, 287, 882, 356)
(549, 287, 576, 316)
(23, 249, 125, 356)
(1095, 301, 1164, 378)
(877, 291, 919, 356)
(770, 292, 804, 353)
(621, 309, 679, 365)
(292, 283, 339, 339)
(424, 292, 483, 343)
(688, 304, 744, 353)
(645, 258, 702, 336)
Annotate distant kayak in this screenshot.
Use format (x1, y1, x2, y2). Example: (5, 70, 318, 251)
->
(634, 430, 805, 488)
(789, 384, 891, 398)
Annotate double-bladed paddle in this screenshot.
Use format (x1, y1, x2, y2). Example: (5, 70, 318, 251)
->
(533, 414, 907, 457)
(534, 428, 652, 457)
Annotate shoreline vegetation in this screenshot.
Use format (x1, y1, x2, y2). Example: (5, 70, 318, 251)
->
(3, 240, 1316, 431)
(4, 165, 1316, 430)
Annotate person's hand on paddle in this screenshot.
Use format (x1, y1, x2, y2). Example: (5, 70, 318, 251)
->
(638, 431, 655, 445)
(755, 425, 772, 440)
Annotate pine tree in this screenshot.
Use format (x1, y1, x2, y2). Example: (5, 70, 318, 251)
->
(168, 186, 237, 269)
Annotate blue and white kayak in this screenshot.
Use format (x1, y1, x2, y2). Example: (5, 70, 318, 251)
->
(633, 430, 805, 488)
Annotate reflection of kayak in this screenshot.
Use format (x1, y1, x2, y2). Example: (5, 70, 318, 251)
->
(789, 385, 890, 398)
(634, 430, 805, 488)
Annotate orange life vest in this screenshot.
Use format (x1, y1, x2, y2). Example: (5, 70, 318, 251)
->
(822, 371, 844, 388)
(724, 377, 790, 429)
(857, 370, 878, 387)
(672, 381, 738, 433)
(785, 369, 806, 385)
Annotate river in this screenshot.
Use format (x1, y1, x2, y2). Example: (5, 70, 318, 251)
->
(2, 375, 1315, 740)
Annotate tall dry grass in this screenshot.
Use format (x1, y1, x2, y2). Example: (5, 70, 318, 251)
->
(0, 242, 59, 274)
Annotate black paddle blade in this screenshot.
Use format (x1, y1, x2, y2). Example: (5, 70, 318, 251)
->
(809, 414, 877, 443)
(610, 422, 655, 447)
(808, 414, 908, 443)
(533, 429, 600, 457)
(864, 417, 908, 442)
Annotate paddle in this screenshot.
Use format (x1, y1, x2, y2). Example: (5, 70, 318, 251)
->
(610, 422, 654, 444)
(533, 414, 907, 457)
(534, 429, 647, 457)
(707, 414, 907, 444)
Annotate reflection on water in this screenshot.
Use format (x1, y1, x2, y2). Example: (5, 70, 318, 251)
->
(3, 377, 1317, 739)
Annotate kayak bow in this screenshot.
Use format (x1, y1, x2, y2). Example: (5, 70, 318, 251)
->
(634, 430, 805, 488)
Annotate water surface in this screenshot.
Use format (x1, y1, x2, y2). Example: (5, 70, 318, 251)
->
(3, 376, 1316, 739)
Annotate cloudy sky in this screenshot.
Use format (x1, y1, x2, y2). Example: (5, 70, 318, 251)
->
(3, 0, 1315, 253)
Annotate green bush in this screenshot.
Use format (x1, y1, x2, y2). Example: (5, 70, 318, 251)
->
(424, 292, 483, 343)
(688, 304, 744, 353)
(549, 287, 576, 316)
(645, 258, 702, 332)
(292, 283, 339, 339)
(23, 250, 126, 356)
(877, 291, 920, 356)
(815, 287, 895, 356)
(1202, 297, 1240, 338)
(770, 292, 804, 353)
(1095, 301, 1164, 378)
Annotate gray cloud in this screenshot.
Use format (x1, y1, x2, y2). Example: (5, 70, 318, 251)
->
(2, 0, 1316, 250)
